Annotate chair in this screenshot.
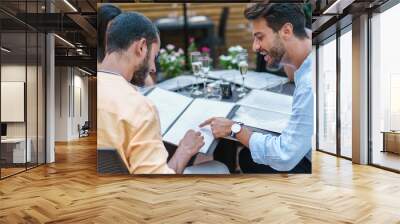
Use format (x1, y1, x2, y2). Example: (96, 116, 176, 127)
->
(78, 121, 90, 138)
(216, 7, 229, 47)
(197, 7, 229, 54)
(97, 148, 129, 174)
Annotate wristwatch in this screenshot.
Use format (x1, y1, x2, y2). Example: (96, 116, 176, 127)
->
(230, 122, 244, 138)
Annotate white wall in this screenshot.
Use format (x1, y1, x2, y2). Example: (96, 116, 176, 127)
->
(1, 65, 37, 138)
(54, 67, 89, 141)
(1, 63, 46, 164)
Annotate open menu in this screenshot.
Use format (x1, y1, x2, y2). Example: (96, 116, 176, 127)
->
(232, 90, 293, 133)
(145, 87, 193, 134)
(145, 87, 235, 154)
(146, 87, 294, 153)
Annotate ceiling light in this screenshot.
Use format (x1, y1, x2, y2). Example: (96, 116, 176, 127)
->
(63, 0, 78, 12)
(54, 34, 75, 48)
(1, 47, 11, 53)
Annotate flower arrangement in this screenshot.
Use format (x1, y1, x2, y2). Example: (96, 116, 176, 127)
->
(158, 44, 185, 79)
(219, 45, 245, 69)
(200, 46, 210, 56)
(158, 38, 213, 78)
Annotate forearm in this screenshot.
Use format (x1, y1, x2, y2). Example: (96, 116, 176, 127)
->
(167, 147, 191, 174)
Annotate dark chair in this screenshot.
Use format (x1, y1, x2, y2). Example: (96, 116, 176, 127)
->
(78, 121, 90, 138)
(197, 7, 229, 54)
(216, 7, 229, 47)
(97, 148, 129, 174)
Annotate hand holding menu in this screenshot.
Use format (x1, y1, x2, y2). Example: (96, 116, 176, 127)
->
(145, 87, 192, 134)
(146, 87, 235, 154)
(163, 99, 235, 154)
(232, 90, 293, 133)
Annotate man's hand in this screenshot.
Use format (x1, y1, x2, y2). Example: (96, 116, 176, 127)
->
(177, 129, 205, 158)
(199, 117, 234, 138)
(169, 129, 205, 174)
(200, 117, 253, 148)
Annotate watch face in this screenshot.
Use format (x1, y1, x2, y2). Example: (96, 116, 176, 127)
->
(231, 123, 241, 133)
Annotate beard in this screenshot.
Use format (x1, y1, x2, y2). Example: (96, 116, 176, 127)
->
(264, 35, 285, 72)
(130, 48, 151, 87)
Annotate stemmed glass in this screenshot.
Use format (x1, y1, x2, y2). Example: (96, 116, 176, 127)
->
(236, 51, 248, 97)
(191, 51, 203, 96)
(200, 55, 210, 97)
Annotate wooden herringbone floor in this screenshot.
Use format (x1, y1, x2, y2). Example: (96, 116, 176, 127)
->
(1, 135, 400, 224)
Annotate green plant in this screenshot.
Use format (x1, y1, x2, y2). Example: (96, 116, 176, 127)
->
(158, 44, 186, 79)
(219, 45, 245, 69)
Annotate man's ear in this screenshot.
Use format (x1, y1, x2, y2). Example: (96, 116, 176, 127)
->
(137, 38, 148, 58)
(280, 23, 293, 40)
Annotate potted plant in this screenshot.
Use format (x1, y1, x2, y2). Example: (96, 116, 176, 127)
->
(219, 45, 245, 69)
(158, 44, 186, 79)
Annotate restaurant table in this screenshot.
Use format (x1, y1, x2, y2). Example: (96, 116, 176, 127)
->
(98, 73, 295, 174)
(155, 70, 295, 99)
(155, 73, 294, 158)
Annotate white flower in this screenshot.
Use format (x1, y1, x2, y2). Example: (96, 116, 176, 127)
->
(170, 55, 177, 61)
(228, 45, 245, 54)
(239, 61, 248, 67)
(174, 52, 181, 57)
(178, 48, 184, 55)
(166, 44, 175, 51)
(219, 55, 232, 61)
(160, 48, 166, 54)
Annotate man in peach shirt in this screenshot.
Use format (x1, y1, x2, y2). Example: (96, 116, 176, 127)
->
(97, 12, 205, 174)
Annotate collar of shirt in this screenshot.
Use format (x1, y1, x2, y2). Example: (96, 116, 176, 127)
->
(294, 53, 312, 85)
(98, 70, 139, 91)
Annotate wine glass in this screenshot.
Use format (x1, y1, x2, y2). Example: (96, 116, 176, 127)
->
(200, 55, 210, 97)
(191, 51, 203, 96)
(236, 51, 248, 97)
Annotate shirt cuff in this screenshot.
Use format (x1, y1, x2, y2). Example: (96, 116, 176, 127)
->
(249, 132, 267, 164)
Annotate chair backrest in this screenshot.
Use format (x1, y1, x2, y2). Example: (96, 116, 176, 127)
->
(97, 148, 129, 174)
(82, 121, 90, 129)
(218, 7, 229, 43)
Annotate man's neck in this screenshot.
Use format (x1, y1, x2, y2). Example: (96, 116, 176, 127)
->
(98, 53, 135, 82)
(285, 37, 312, 70)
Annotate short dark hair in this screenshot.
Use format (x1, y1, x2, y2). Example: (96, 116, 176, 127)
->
(244, 3, 308, 39)
(105, 12, 159, 55)
(97, 4, 121, 62)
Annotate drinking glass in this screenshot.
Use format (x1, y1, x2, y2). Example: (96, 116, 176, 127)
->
(236, 51, 248, 97)
(191, 51, 202, 96)
(200, 55, 210, 97)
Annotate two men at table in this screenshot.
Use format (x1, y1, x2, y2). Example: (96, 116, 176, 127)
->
(98, 3, 313, 174)
(201, 3, 313, 173)
(98, 12, 209, 174)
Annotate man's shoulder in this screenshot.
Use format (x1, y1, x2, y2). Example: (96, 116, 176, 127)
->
(97, 73, 158, 118)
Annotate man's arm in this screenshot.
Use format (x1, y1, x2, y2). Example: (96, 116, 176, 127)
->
(167, 130, 205, 174)
(248, 87, 314, 171)
(199, 117, 253, 148)
(199, 87, 314, 171)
